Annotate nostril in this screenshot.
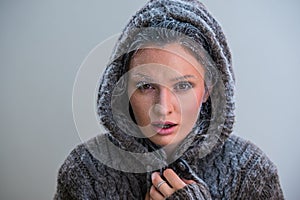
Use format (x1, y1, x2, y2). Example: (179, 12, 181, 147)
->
(152, 103, 170, 115)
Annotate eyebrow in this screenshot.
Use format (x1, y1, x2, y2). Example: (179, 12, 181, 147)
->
(130, 73, 198, 82)
(130, 73, 154, 81)
(170, 75, 199, 82)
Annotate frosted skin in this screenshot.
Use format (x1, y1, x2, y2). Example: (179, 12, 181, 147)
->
(128, 44, 207, 155)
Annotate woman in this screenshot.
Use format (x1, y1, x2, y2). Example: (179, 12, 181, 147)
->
(54, 0, 284, 199)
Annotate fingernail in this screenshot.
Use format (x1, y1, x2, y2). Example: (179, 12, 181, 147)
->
(151, 172, 157, 180)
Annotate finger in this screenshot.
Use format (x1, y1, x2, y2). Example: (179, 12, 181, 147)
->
(152, 172, 174, 197)
(182, 178, 196, 185)
(149, 185, 165, 200)
(163, 168, 186, 190)
(144, 191, 150, 200)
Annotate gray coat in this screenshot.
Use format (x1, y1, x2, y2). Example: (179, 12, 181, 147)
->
(54, 0, 284, 199)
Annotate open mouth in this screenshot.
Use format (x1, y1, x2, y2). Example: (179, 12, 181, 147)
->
(151, 121, 178, 135)
(152, 123, 176, 129)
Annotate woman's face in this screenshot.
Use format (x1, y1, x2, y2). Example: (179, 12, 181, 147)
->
(127, 43, 207, 150)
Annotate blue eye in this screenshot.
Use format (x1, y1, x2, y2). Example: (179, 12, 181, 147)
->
(136, 81, 155, 92)
(174, 81, 193, 91)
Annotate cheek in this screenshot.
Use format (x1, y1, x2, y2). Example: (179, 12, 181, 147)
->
(181, 101, 201, 123)
(179, 90, 204, 115)
(129, 94, 152, 126)
(178, 91, 204, 129)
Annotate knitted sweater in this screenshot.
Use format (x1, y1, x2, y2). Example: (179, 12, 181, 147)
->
(54, 134, 284, 199)
(54, 0, 284, 199)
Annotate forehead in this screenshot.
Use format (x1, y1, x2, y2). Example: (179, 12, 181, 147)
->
(129, 43, 204, 77)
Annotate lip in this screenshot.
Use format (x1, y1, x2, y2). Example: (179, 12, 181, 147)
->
(151, 121, 178, 135)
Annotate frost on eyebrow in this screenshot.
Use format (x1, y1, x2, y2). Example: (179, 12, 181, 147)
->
(129, 73, 202, 85)
(129, 73, 154, 82)
(170, 75, 199, 82)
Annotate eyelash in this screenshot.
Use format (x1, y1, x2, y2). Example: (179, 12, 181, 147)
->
(136, 81, 193, 92)
(174, 81, 193, 91)
(136, 81, 155, 91)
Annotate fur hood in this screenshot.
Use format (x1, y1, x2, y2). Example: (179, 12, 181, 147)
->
(93, 0, 235, 173)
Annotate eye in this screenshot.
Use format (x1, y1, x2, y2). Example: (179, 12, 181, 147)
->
(174, 81, 193, 91)
(136, 81, 155, 92)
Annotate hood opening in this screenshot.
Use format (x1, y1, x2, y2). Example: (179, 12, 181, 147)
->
(93, 0, 235, 173)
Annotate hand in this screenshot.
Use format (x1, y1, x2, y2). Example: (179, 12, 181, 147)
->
(148, 168, 195, 200)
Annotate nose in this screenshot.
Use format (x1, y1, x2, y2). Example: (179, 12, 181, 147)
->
(153, 87, 175, 116)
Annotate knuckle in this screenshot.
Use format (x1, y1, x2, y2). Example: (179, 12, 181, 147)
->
(149, 186, 156, 195)
(164, 190, 174, 198)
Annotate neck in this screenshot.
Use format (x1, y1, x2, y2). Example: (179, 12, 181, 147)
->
(163, 143, 179, 160)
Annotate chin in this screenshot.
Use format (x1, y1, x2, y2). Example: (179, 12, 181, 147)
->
(149, 135, 177, 147)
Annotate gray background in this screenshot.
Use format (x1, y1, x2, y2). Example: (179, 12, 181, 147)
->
(1, 0, 299, 199)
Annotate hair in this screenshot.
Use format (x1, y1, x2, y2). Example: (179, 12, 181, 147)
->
(119, 20, 218, 132)
(122, 19, 219, 90)
(97, 0, 230, 157)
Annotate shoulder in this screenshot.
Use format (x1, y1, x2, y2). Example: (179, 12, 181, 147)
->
(57, 134, 116, 181)
(55, 135, 147, 199)
(205, 134, 279, 179)
(54, 142, 100, 199)
(57, 142, 96, 176)
(55, 135, 121, 199)
(222, 134, 284, 199)
(223, 134, 277, 173)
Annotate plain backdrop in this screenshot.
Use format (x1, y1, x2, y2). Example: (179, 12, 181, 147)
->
(1, 0, 299, 199)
